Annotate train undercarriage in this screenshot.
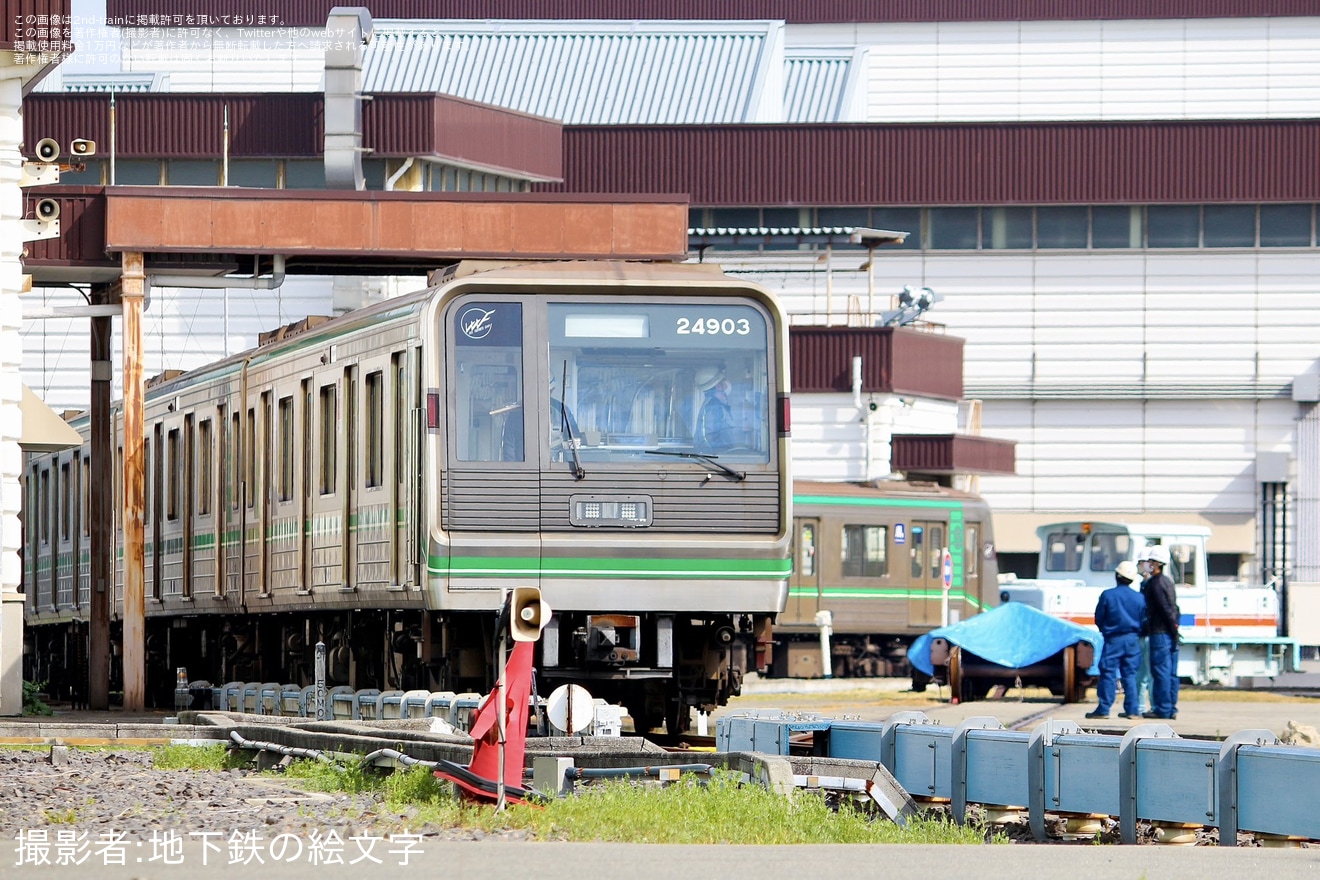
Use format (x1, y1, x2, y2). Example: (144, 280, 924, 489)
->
(769, 632, 915, 680)
(24, 609, 770, 733)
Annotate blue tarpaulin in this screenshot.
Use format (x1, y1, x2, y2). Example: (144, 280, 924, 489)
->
(909, 602, 1104, 676)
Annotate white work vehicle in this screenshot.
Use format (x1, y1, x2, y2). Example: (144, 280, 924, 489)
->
(998, 521, 1297, 686)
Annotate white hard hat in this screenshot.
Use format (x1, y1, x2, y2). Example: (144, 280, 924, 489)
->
(1139, 544, 1170, 566)
(695, 366, 724, 392)
(1115, 560, 1139, 582)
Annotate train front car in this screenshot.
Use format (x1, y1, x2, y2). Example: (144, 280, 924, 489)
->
(425, 263, 791, 734)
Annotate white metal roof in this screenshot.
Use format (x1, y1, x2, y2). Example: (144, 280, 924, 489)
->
(361, 19, 785, 124)
(783, 47, 866, 122)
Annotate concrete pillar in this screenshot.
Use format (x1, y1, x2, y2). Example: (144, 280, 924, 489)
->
(0, 72, 25, 715)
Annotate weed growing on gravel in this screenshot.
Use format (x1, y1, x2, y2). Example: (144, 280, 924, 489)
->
(272, 761, 1002, 845)
(42, 808, 79, 824)
(150, 743, 235, 770)
(498, 774, 1003, 844)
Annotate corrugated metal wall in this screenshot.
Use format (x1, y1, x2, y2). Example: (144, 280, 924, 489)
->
(3, 0, 71, 47)
(788, 326, 963, 400)
(550, 122, 1320, 205)
(103, 0, 1320, 27)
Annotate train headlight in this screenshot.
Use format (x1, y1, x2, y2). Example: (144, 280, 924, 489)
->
(570, 494, 653, 527)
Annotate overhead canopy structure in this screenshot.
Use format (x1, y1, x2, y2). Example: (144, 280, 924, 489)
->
(18, 385, 82, 453)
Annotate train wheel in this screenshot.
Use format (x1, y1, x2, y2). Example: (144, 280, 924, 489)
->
(1061, 645, 1078, 704)
(947, 647, 963, 701)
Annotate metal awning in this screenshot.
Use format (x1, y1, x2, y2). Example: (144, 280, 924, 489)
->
(19, 384, 82, 453)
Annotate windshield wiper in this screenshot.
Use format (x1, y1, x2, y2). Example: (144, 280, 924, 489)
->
(644, 449, 746, 482)
(559, 361, 585, 480)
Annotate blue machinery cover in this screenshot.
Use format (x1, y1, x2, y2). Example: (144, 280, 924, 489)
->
(908, 602, 1104, 677)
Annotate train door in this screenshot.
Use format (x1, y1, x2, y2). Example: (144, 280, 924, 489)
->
(272, 387, 300, 594)
(150, 422, 163, 601)
(299, 379, 313, 592)
(311, 368, 344, 592)
(195, 416, 215, 597)
(357, 356, 391, 590)
(906, 520, 946, 628)
(392, 349, 419, 588)
(343, 365, 358, 591)
(790, 517, 821, 621)
(181, 414, 195, 599)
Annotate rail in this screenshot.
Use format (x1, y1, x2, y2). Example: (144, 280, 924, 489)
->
(716, 709, 1320, 845)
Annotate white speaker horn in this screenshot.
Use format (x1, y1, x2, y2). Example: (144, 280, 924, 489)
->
(509, 586, 550, 642)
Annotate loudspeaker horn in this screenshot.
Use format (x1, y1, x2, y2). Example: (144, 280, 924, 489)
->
(35, 198, 59, 223)
(509, 586, 550, 642)
(70, 138, 96, 157)
(34, 138, 59, 162)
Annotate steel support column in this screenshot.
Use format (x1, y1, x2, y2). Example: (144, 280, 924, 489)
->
(89, 283, 114, 709)
(120, 252, 145, 711)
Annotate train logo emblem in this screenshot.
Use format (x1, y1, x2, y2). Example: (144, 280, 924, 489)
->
(459, 307, 496, 340)
(894, 523, 906, 544)
(942, 549, 953, 590)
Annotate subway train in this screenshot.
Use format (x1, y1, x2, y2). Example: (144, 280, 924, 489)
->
(21, 261, 791, 733)
(774, 480, 998, 679)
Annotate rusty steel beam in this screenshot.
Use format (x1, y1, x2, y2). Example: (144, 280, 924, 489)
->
(119, 252, 146, 711)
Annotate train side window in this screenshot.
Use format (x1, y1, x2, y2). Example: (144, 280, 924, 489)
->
(965, 523, 980, 580)
(198, 419, 212, 515)
(278, 396, 293, 502)
(366, 371, 383, 488)
(166, 428, 180, 521)
(927, 525, 944, 580)
(1046, 532, 1084, 571)
(799, 522, 816, 576)
(842, 524, 888, 578)
(245, 408, 256, 508)
(81, 456, 90, 537)
(60, 461, 71, 540)
(41, 467, 51, 544)
(229, 413, 240, 511)
(320, 384, 337, 494)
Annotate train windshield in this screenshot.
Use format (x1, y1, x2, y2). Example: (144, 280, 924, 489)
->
(548, 301, 772, 464)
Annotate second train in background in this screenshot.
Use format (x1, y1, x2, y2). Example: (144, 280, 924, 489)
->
(774, 480, 998, 680)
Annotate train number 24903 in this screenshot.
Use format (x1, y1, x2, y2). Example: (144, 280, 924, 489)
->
(676, 317, 752, 336)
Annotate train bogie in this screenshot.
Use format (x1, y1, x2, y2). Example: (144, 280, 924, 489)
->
(22, 262, 791, 729)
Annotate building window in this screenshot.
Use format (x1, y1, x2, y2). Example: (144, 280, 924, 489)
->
(985, 207, 1033, 249)
(285, 160, 327, 189)
(227, 160, 278, 188)
(1036, 206, 1089, 248)
(871, 208, 922, 249)
(1260, 204, 1312, 247)
(1203, 205, 1257, 247)
(927, 207, 979, 249)
(114, 159, 162, 185)
(166, 160, 219, 186)
(841, 524, 888, 578)
(1147, 205, 1201, 248)
(1091, 206, 1142, 248)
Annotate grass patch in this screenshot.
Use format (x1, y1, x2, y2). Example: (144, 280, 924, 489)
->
(274, 761, 1003, 845)
(150, 743, 235, 770)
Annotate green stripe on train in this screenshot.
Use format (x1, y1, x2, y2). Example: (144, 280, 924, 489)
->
(789, 586, 985, 610)
(430, 555, 791, 579)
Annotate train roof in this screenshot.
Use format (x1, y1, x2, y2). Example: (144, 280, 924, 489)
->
(1034, 521, 1213, 539)
(793, 479, 987, 504)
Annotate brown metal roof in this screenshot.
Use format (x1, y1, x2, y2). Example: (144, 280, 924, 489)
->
(789, 325, 963, 401)
(102, 0, 1320, 26)
(549, 121, 1320, 206)
(22, 187, 689, 280)
(22, 92, 562, 180)
(891, 434, 1017, 477)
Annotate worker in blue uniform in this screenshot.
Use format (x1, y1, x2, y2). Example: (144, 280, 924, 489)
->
(1085, 560, 1147, 720)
